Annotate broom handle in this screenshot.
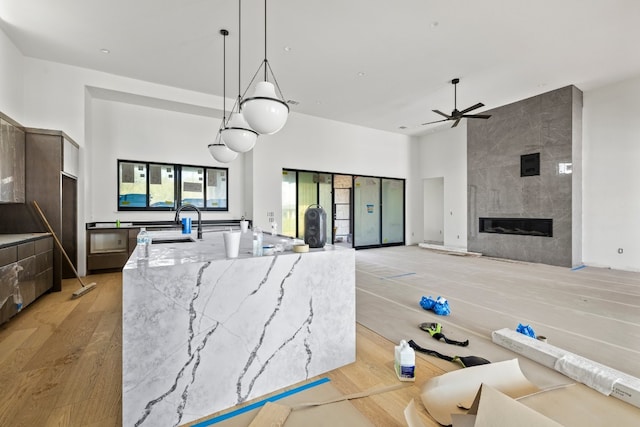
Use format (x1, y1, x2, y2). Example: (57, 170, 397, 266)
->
(33, 200, 87, 287)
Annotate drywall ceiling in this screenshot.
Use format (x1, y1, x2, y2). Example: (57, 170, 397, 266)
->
(1, 0, 639, 136)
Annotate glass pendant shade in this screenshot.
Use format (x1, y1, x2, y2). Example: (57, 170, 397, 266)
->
(208, 140, 238, 163)
(220, 112, 258, 153)
(240, 81, 289, 135)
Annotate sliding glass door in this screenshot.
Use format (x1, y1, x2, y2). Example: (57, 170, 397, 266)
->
(353, 176, 405, 248)
(382, 178, 405, 244)
(354, 176, 381, 246)
(282, 169, 404, 248)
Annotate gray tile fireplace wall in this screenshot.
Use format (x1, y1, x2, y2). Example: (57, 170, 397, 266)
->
(467, 86, 583, 267)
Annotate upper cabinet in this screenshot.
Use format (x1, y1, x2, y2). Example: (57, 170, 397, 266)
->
(0, 115, 26, 203)
(63, 137, 79, 177)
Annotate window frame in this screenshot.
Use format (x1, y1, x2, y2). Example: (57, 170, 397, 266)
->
(117, 159, 229, 211)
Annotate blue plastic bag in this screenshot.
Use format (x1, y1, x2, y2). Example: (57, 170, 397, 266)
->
(420, 295, 450, 316)
(433, 296, 451, 316)
(516, 323, 536, 338)
(420, 296, 436, 310)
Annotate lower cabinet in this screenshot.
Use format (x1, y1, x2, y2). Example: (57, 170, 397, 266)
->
(87, 228, 139, 273)
(0, 236, 53, 325)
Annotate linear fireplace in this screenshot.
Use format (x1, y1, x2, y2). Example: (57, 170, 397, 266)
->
(479, 218, 553, 237)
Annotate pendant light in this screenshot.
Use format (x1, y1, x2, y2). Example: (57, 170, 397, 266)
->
(240, 0, 289, 135)
(208, 29, 238, 163)
(220, 0, 258, 153)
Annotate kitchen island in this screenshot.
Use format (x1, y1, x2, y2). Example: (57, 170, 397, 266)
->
(122, 230, 355, 426)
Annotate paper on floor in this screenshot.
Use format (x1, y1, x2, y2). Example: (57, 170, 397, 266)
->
(450, 384, 563, 427)
(419, 359, 539, 425)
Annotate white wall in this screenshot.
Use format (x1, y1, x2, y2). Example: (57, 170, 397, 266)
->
(0, 27, 24, 121)
(89, 98, 246, 222)
(249, 112, 414, 233)
(417, 124, 468, 249)
(582, 74, 640, 271)
(423, 177, 444, 244)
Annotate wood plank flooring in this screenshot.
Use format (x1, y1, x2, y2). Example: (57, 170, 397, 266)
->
(0, 272, 122, 426)
(0, 271, 440, 426)
(355, 246, 640, 379)
(1, 246, 639, 426)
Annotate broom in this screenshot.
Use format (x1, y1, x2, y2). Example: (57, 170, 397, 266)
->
(33, 200, 97, 298)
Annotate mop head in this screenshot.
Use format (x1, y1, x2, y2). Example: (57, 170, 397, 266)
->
(72, 282, 97, 299)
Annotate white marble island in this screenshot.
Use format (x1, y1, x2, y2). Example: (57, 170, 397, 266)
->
(122, 230, 355, 426)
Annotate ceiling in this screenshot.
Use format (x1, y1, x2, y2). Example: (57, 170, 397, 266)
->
(1, 0, 639, 136)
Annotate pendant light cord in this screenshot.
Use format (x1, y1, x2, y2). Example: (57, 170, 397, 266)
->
(222, 29, 227, 122)
(239, 0, 287, 102)
(219, 29, 229, 132)
(264, 0, 268, 81)
(238, 0, 242, 106)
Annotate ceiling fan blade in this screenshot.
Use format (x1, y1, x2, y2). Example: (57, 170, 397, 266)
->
(422, 118, 450, 126)
(451, 118, 462, 128)
(432, 109, 451, 119)
(462, 114, 492, 119)
(459, 102, 484, 114)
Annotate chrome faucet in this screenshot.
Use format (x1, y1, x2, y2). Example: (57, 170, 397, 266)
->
(174, 203, 203, 239)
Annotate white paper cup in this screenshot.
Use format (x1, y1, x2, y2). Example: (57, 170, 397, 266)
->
(240, 220, 249, 233)
(223, 231, 241, 258)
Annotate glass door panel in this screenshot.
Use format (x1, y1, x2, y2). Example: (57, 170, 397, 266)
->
(297, 172, 318, 239)
(382, 178, 405, 244)
(318, 173, 333, 243)
(281, 170, 297, 237)
(334, 188, 351, 242)
(354, 176, 380, 247)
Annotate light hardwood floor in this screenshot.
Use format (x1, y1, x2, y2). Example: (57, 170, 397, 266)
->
(0, 271, 441, 427)
(2, 246, 639, 426)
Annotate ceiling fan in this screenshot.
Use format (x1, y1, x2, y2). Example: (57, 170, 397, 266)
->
(422, 78, 491, 128)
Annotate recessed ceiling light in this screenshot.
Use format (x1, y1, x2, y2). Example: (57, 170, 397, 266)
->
(283, 46, 292, 52)
(100, 48, 110, 54)
(430, 21, 439, 29)
(398, 126, 407, 129)
(357, 72, 365, 77)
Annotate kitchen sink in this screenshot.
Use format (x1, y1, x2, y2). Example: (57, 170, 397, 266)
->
(151, 237, 195, 244)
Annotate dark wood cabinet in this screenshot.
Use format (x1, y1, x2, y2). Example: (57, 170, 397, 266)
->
(0, 235, 53, 325)
(86, 228, 139, 274)
(24, 128, 79, 291)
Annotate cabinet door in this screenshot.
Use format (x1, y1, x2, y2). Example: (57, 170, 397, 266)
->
(0, 118, 25, 203)
(63, 138, 79, 177)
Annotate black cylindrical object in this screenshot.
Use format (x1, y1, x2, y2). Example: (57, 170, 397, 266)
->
(304, 204, 327, 248)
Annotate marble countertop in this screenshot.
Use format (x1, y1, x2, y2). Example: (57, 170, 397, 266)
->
(0, 233, 51, 249)
(125, 229, 344, 269)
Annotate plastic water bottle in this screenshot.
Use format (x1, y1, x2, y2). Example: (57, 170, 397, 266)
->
(252, 227, 263, 256)
(137, 227, 151, 260)
(394, 340, 415, 381)
(14, 287, 23, 312)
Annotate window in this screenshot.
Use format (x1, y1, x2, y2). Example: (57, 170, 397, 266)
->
(149, 164, 175, 207)
(181, 166, 205, 207)
(119, 161, 148, 208)
(118, 160, 228, 211)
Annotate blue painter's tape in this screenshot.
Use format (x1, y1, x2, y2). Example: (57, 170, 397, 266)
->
(190, 377, 331, 426)
(571, 265, 586, 271)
